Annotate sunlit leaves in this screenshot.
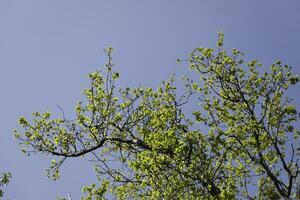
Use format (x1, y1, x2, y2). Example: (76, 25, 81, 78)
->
(14, 34, 300, 199)
(188, 32, 300, 199)
(81, 180, 109, 200)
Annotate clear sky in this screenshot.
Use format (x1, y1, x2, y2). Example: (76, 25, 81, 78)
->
(1, 1, 300, 199)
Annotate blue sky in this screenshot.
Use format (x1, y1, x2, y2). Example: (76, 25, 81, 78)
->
(1, 1, 300, 199)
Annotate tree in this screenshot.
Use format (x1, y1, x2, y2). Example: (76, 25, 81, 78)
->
(14, 33, 300, 199)
(0, 172, 11, 198)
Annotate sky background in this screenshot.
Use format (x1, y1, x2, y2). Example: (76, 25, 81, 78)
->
(0, 1, 300, 199)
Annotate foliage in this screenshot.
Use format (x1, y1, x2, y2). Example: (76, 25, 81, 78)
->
(14, 33, 300, 199)
(0, 172, 11, 198)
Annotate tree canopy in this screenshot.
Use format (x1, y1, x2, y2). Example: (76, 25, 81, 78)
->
(14, 33, 300, 199)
